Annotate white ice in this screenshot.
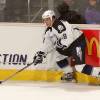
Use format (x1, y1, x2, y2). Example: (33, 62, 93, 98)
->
(0, 81, 100, 100)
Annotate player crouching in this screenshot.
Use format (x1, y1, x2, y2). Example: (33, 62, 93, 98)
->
(33, 10, 100, 85)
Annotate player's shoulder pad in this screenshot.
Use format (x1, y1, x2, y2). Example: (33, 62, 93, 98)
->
(52, 19, 66, 33)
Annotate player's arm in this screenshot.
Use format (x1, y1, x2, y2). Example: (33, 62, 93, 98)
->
(33, 31, 54, 65)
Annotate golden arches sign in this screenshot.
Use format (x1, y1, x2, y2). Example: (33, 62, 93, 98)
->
(86, 37, 100, 58)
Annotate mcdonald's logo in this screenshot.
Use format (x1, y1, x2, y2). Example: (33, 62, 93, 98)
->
(86, 37, 100, 58)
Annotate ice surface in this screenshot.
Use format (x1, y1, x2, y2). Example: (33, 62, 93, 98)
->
(0, 81, 100, 100)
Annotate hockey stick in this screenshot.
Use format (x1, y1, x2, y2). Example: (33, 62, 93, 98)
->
(0, 48, 56, 84)
(69, 56, 76, 72)
(0, 61, 34, 84)
(68, 56, 77, 82)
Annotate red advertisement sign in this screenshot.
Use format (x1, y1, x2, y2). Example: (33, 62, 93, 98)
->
(82, 30, 100, 67)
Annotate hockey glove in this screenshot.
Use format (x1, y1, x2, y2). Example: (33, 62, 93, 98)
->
(33, 51, 46, 65)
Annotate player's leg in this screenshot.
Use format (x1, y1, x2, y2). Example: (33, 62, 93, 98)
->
(56, 57, 75, 81)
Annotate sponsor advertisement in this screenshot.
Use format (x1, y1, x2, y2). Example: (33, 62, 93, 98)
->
(83, 30, 100, 66)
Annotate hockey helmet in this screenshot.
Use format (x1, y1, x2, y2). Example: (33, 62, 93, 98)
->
(42, 10, 55, 20)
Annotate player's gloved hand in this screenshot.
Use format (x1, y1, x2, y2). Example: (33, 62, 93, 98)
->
(33, 51, 46, 65)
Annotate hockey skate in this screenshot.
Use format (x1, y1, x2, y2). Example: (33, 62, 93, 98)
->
(61, 72, 75, 82)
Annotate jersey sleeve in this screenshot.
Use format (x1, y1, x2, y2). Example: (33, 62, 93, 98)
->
(40, 30, 55, 54)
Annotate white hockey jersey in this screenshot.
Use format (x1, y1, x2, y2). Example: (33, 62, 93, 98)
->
(41, 19, 83, 56)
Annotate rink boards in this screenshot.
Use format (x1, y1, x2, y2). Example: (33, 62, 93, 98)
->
(0, 23, 100, 83)
(0, 69, 63, 81)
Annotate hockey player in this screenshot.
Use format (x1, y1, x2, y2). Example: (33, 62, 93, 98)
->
(33, 10, 86, 81)
(57, 2, 95, 77)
